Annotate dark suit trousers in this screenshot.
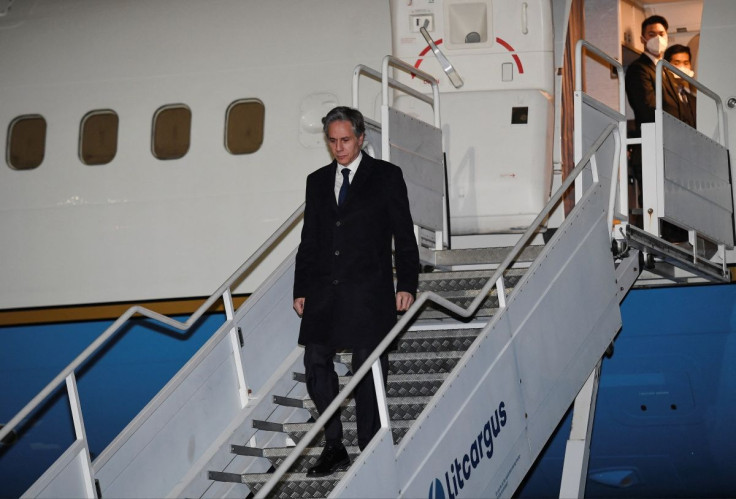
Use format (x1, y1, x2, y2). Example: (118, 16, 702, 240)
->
(304, 344, 389, 450)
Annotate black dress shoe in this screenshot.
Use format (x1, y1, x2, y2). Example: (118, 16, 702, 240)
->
(307, 444, 350, 477)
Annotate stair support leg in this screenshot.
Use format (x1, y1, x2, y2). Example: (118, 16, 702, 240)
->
(224, 289, 249, 407)
(559, 362, 601, 498)
(372, 358, 390, 428)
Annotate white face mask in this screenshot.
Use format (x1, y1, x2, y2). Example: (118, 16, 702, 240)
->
(645, 35, 668, 57)
(670, 64, 694, 79)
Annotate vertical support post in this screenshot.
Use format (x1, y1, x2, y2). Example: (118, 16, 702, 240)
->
(688, 229, 698, 261)
(617, 122, 630, 229)
(573, 92, 584, 206)
(641, 123, 659, 237)
(223, 289, 249, 407)
(381, 104, 390, 162)
(371, 360, 390, 428)
(496, 276, 507, 309)
(719, 244, 727, 277)
(559, 362, 601, 498)
(65, 373, 97, 499)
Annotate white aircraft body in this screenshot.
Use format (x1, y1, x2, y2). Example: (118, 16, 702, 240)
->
(1, 0, 732, 313)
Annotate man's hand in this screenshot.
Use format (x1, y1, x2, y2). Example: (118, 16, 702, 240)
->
(293, 297, 305, 317)
(396, 291, 414, 312)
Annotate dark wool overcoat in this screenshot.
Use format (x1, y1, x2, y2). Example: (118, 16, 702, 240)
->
(293, 153, 419, 350)
(625, 53, 696, 134)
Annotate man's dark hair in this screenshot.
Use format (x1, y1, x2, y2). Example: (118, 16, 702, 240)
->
(641, 15, 668, 35)
(664, 44, 691, 62)
(322, 106, 366, 137)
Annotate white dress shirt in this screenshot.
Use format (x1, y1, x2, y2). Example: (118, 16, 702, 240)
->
(334, 152, 362, 203)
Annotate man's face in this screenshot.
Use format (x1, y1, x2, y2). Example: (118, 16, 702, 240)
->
(669, 52, 691, 71)
(327, 120, 364, 166)
(642, 22, 667, 45)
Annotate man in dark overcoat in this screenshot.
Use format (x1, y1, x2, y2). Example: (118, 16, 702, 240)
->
(293, 106, 419, 477)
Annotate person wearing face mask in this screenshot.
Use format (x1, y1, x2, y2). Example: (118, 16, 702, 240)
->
(664, 44, 696, 127)
(625, 15, 695, 133)
(625, 15, 695, 242)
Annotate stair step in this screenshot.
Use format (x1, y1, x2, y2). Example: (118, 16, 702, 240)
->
(274, 395, 431, 422)
(417, 299, 499, 320)
(337, 350, 465, 375)
(230, 444, 362, 473)
(430, 245, 544, 267)
(253, 419, 414, 447)
(241, 471, 346, 498)
(293, 371, 449, 398)
(417, 268, 525, 293)
(396, 328, 481, 353)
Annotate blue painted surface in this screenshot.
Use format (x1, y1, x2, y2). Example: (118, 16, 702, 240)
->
(0, 314, 225, 498)
(519, 283, 736, 497)
(1, 284, 736, 497)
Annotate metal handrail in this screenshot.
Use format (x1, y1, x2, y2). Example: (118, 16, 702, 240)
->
(381, 55, 441, 128)
(575, 39, 626, 115)
(352, 64, 434, 109)
(0, 204, 306, 446)
(256, 122, 619, 497)
(655, 59, 728, 146)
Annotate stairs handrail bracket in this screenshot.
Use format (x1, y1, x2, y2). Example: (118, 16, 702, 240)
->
(255, 122, 621, 498)
(0, 203, 306, 449)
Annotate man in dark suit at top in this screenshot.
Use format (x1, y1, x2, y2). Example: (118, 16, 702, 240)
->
(293, 106, 419, 477)
(625, 15, 696, 133)
(664, 44, 697, 127)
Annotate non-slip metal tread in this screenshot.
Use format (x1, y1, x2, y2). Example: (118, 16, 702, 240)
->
(277, 419, 414, 447)
(418, 267, 526, 281)
(228, 445, 362, 474)
(398, 328, 482, 340)
(336, 350, 464, 375)
(394, 330, 481, 353)
(241, 471, 346, 483)
(418, 268, 526, 289)
(293, 371, 450, 384)
(271, 448, 358, 473)
(429, 245, 544, 267)
(293, 371, 449, 398)
(295, 396, 431, 422)
(242, 471, 345, 498)
(280, 418, 414, 433)
(275, 395, 432, 410)
(244, 445, 361, 459)
(417, 299, 499, 318)
(337, 350, 464, 363)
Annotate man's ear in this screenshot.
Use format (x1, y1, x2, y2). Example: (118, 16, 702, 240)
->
(358, 133, 365, 148)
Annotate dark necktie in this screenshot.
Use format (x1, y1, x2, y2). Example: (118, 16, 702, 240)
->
(338, 168, 350, 206)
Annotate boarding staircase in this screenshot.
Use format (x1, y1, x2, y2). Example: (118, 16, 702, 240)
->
(2, 46, 733, 498)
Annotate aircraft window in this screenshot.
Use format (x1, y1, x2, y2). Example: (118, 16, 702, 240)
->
(152, 104, 191, 160)
(80, 110, 119, 165)
(225, 99, 265, 154)
(7, 115, 46, 170)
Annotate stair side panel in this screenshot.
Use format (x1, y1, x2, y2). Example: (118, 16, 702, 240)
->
(397, 177, 621, 498)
